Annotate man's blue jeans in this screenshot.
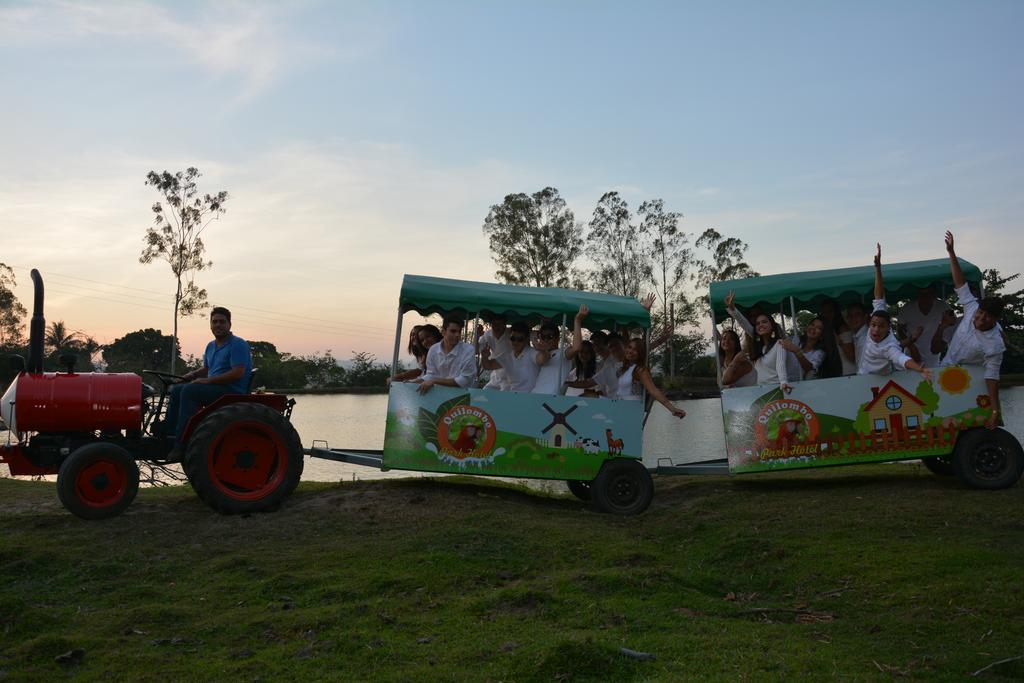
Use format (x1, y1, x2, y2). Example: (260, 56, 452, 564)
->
(164, 383, 233, 444)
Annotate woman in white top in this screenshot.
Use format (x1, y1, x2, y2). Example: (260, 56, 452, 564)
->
(390, 324, 441, 383)
(725, 291, 791, 394)
(718, 329, 756, 388)
(564, 341, 599, 396)
(779, 317, 836, 380)
(614, 338, 686, 418)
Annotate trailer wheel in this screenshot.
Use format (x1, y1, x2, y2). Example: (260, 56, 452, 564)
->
(952, 428, 1024, 490)
(590, 459, 653, 515)
(566, 480, 592, 501)
(57, 443, 140, 520)
(921, 456, 955, 477)
(184, 402, 304, 514)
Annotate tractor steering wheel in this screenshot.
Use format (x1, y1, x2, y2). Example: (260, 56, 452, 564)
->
(143, 370, 188, 387)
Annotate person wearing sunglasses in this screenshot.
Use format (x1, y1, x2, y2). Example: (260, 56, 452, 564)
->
(531, 321, 567, 395)
(480, 321, 539, 392)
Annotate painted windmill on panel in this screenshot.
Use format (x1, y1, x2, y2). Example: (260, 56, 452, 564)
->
(538, 403, 578, 449)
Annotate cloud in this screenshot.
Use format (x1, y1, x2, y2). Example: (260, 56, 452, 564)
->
(574, 400, 589, 407)
(591, 413, 607, 420)
(0, 1, 339, 103)
(697, 187, 721, 196)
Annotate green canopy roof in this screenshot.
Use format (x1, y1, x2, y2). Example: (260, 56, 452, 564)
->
(708, 258, 983, 323)
(400, 275, 651, 329)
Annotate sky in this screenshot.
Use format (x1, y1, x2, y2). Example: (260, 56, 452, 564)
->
(1, 0, 1021, 362)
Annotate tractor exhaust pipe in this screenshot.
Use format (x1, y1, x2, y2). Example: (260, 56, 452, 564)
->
(27, 269, 45, 373)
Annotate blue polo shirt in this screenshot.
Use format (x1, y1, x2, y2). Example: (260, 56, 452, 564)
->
(204, 334, 253, 393)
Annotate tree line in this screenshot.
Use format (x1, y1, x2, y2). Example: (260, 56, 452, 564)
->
(483, 188, 759, 376)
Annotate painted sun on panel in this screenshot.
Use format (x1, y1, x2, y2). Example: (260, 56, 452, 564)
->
(938, 366, 971, 395)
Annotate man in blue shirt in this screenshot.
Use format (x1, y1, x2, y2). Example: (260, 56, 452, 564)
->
(163, 306, 253, 458)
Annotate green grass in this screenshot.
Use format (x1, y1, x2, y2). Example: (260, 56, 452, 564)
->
(1, 465, 1023, 681)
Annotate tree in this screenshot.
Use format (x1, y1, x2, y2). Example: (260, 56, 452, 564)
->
(0, 263, 27, 347)
(44, 320, 79, 352)
(586, 192, 652, 298)
(639, 199, 691, 325)
(483, 187, 582, 287)
(694, 228, 759, 289)
(140, 167, 228, 373)
(983, 268, 1024, 373)
(347, 351, 390, 387)
(102, 329, 183, 375)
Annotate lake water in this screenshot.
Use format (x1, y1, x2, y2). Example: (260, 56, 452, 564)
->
(4, 387, 1024, 482)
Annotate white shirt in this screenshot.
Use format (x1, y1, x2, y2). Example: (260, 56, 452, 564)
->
(615, 364, 643, 400)
(794, 342, 825, 380)
(858, 298, 911, 375)
(532, 348, 568, 395)
(898, 298, 949, 368)
(727, 307, 789, 390)
(494, 347, 539, 392)
(753, 341, 790, 389)
(943, 284, 1005, 380)
(422, 340, 476, 388)
(480, 328, 511, 389)
(594, 356, 619, 397)
(720, 355, 757, 388)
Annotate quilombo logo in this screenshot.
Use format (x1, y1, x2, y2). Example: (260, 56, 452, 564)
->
(754, 399, 821, 459)
(437, 404, 498, 460)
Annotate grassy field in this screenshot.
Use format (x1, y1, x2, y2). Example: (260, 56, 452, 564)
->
(1, 464, 1022, 681)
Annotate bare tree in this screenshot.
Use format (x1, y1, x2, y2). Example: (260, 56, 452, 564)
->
(140, 168, 228, 373)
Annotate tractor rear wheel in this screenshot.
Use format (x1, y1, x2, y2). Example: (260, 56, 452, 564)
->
(952, 428, 1024, 490)
(590, 459, 653, 515)
(184, 402, 304, 514)
(57, 443, 140, 520)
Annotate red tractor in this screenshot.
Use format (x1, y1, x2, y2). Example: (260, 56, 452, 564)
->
(0, 270, 304, 520)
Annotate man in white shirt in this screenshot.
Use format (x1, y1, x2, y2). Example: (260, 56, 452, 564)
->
(858, 244, 932, 382)
(481, 321, 539, 392)
(942, 231, 1005, 428)
(418, 316, 477, 394)
(531, 321, 567, 395)
(897, 285, 949, 368)
(478, 313, 511, 390)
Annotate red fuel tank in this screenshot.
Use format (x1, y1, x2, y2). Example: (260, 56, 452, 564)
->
(13, 372, 143, 433)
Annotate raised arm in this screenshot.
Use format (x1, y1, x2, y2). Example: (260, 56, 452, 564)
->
(945, 230, 966, 289)
(565, 305, 587, 361)
(873, 243, 884, 301)
(725, 290, 753, 336)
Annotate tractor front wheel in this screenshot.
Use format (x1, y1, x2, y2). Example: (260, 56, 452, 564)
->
(590, 459, 653, 515)
(184, 402, 304, 514)
(57, 443, 140, 520)
(952, 428, 1024, 490)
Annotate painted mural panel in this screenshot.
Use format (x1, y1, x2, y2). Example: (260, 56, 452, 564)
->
(383, 382, 644, 480)
(722, 365, 995, 474)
